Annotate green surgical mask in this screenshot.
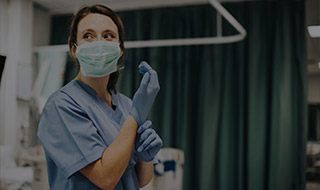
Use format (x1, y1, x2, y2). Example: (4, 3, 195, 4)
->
(75, 41, 121, 77)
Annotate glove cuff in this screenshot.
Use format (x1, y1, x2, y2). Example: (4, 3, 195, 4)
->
(129, 106, 141, 125)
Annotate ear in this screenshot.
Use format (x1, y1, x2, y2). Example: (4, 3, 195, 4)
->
(71, 44, 77, 59)
(120, 49, 123, 56)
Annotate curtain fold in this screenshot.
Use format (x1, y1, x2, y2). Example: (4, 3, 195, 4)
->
(117, 1, 307, 190)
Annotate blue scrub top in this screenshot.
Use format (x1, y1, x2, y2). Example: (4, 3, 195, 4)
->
(37, 80, 139, 190)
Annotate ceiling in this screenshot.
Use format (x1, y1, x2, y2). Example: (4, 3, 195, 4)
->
(33, 0, 206, 14)
(32, 0, 253, 14)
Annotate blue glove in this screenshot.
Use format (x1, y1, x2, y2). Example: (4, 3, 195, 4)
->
(135, 120, 163, 162)
(129, 61, 160, 125)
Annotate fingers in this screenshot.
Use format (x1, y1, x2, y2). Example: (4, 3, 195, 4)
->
(144, 138, 162, 151)
(140, 71, 150, 86)
(139, 128, 153, 143)
(138, 129, 156, 152)
(137, 128, 162, 152)
(148, 70, 160, 89)
(137, 120, 152, 134)
(138, 61, 153, 74)
(138, 61, 159, 90)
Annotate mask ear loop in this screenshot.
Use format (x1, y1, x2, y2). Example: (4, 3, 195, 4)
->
(72, 43, 81, 69)
(73, 43, 79, 65)
(73, 43, 79, 57)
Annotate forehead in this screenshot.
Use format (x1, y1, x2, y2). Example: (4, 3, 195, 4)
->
(77, 13, 118, 33)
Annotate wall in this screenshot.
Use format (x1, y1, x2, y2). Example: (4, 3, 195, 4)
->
(33, 4, 51, 47)
(308, 75, 320, 104)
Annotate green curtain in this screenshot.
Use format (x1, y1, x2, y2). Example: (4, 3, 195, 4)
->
(51, 1, 307, 189)
(117, 1, 307, 190)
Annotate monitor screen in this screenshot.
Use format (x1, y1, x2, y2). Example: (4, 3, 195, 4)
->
(0, 55, 6, 84)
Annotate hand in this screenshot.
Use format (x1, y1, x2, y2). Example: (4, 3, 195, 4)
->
(129, 61, 160, 125)
(135, 120, 163, 162)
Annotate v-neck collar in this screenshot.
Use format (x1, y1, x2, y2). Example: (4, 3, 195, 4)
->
(74, 79, 125, 127)
(75, 80, 116, 107)
(74, 80, 124, 126)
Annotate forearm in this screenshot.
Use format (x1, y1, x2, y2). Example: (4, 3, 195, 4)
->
(101, 116, 138, 179)
(136, 160, 154, 187)
(80, 116, 138, 189)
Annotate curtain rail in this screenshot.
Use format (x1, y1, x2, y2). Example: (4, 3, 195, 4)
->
(34, 0, 246, 53)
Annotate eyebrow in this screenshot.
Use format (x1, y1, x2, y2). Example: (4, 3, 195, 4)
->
(80, 29, 117, 35)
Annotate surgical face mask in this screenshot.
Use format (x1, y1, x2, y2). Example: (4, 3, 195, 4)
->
(75, 41, 121, 77)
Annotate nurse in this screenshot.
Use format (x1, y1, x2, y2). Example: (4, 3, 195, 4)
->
(37, 4, 162, 190)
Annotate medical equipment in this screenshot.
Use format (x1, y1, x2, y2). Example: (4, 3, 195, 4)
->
(31, 51, 67, 115)
(141, 148, 184, 190)
(75, 41, 121, 77)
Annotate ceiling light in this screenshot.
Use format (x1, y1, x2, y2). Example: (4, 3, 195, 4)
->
(308, 25, 320, 38)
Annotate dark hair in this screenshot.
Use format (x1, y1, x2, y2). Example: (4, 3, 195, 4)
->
(68, 4, 125, 93)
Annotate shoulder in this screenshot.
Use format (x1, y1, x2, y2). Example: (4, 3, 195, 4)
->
(47, 80, 83, 105)
(59, 80, 83, 97)
(42, 91, 79, 116)
(38, 87, 86, 135)
(43, 82, 83, 114)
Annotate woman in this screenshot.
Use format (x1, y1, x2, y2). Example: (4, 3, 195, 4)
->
(37, 4, 162, 190)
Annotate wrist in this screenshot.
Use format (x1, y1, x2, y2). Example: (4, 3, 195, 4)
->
(129, 107, 141, 125)
(126, 115, 138, 130)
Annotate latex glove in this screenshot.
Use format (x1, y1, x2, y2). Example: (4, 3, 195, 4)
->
(135, 120, 163, 162)
(129, 61, 160, 125)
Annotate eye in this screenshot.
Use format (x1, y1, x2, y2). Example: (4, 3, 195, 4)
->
(83, 33, 93, 39)
(104, 33, 115, 39)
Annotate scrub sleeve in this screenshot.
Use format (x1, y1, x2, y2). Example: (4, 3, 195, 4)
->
(38, 91, 107, 179)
